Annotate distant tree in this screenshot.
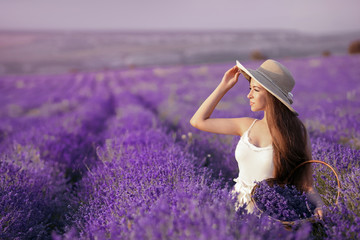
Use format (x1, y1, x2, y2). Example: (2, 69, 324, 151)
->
(322, 50, 331, 57)
(250, 50, 267, 60)
(348, 40, 360, 54)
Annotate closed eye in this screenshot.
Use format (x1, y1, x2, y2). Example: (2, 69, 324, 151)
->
(249, 87, 260, 92)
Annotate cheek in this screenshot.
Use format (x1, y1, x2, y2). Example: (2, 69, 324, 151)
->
(262, 96, 268, 105)
(257, 94, 267, 107)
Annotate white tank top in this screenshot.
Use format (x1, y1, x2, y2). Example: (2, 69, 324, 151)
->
(232, 119, 274, 211)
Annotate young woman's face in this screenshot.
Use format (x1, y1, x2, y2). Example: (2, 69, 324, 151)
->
(247, 78, 268, 112)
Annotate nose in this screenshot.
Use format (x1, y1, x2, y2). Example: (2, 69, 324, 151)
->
(247, 89, 253, 99)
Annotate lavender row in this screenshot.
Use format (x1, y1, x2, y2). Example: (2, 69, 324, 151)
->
(0, 73, 117, 238)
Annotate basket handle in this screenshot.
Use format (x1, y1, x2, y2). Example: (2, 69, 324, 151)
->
(287, 160, 341, 205)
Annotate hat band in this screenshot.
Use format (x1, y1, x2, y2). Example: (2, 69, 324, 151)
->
(256, 69, 293, 104)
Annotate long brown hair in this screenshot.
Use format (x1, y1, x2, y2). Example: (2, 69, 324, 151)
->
(266, 94, 311, 191)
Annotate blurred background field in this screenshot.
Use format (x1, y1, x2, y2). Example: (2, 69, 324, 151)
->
(1, 0, 360, 76)
(1, 30, 360, 76)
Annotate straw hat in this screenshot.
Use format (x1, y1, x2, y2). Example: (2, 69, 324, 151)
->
(236, 59, 297, 115)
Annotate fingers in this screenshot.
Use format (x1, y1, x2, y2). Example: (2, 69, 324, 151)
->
(232, 66, 241, 74)
(235, 67, 246, 77)
(232, 66, 242, 79)
(225, 66, 238, 76)
(227, 66, 237, 73)
(314, 208, 323, 220)
(223, 66, 241, 83)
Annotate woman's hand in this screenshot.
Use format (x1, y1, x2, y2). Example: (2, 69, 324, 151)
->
(220, 66, 241, 90)
(314, 207, 324, 220)
(305, 185, 325, 220)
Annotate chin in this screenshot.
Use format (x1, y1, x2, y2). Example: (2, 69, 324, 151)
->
(250, 106, 258, 112)
(250, 106, 265, 112)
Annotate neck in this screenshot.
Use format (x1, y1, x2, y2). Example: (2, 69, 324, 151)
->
(262, 111, 268, 126)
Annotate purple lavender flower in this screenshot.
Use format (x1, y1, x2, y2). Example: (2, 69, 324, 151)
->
(253, 180, 317, 222)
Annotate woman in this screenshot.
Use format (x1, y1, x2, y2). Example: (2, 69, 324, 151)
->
(190, 59, 324, 218)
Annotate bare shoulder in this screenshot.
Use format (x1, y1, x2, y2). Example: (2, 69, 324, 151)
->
(233, 117, 257, 136)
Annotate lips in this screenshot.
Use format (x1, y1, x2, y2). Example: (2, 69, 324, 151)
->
(250, 102, 254, 106)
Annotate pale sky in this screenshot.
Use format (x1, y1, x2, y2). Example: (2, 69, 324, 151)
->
(0, 0, 360, 34)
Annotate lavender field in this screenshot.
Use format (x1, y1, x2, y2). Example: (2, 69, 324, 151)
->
(1, 54, 360, 239)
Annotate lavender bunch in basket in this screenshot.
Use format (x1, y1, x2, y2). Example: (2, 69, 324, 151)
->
(253, 180, 317, 222)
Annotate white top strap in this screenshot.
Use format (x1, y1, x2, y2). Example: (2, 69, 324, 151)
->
(247, 119, 257, 132)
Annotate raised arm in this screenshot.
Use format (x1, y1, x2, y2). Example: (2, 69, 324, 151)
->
(190, 66, 253, 136)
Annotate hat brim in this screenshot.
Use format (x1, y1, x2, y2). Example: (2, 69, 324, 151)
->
(236, 60, 298, 115)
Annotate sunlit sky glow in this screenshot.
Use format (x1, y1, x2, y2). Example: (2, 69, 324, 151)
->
(1, 0, 360, 34)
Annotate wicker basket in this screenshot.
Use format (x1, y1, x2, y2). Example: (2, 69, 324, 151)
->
(250, 160, 341, 228)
